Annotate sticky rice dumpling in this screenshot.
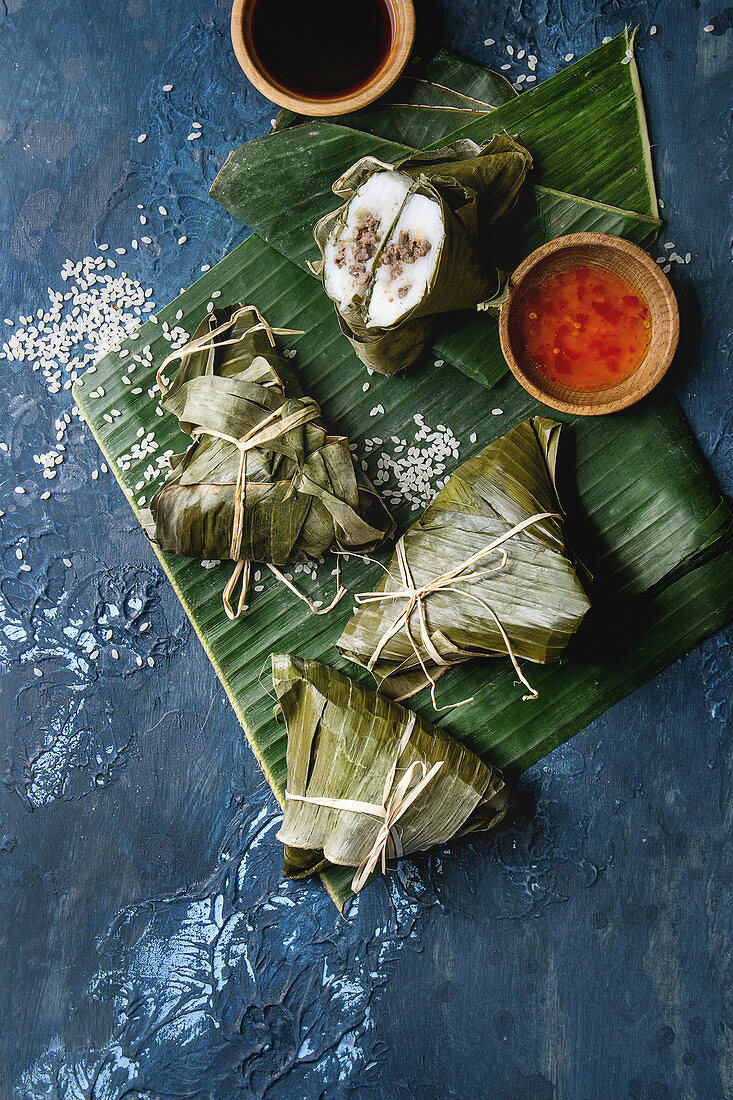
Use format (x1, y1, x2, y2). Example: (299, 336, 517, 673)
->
(146, 304, 393, 617)
(316, 134, 532, 375)
(323, 170, 442, 329)
(273, 654, 510, 890)
(338, 418, 591, 704)
(323, 170, 413, 312)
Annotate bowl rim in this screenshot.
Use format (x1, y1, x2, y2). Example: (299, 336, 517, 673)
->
(230, 0, 416, 118)
(498, 232, 680, 416)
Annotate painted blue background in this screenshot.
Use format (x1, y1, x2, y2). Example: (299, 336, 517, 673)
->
(0, 2, 730, 1097)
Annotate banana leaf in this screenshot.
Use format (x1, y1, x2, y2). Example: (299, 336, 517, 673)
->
(272, 48, 519, 144)
(147, 304, 393, 612)
(436, 33, 656, 217)
(339, 418, 591, 701)
(273, 653, 510, 887)
(313, 134, 531, 374)
(210, 35, 660, 387)
(73, 40, 733, 908)
(211, 34, 657, 268)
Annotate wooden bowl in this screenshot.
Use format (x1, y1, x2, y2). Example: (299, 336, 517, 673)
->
(498, 233, 680, 416)
(231, 0, 416, 117)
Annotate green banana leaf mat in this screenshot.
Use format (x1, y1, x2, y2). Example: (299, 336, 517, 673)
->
(74, 33, 733, 908)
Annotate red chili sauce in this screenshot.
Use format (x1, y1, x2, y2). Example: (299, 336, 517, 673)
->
(521, 262, 651, 392)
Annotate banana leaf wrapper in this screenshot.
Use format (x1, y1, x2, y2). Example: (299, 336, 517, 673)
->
(149, 305, 393, 566)
(273, 654, 510, 884)
(338, 418, 591, 701)
(334, 311, 435, 378)
(315, 134, 532, 375)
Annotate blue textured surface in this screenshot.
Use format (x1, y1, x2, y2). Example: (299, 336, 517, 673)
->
(1, 2, 731, 1097)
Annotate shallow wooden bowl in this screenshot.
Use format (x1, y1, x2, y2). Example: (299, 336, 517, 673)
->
(231, 0, 416, 117)
(498, 233, 680, 416)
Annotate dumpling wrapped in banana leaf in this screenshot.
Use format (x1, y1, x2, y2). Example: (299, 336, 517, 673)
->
(338, 418, 591, 704)
(316, 134, 532, 375)
(147, 304, 393, 617)
(273, 654, 510, 891)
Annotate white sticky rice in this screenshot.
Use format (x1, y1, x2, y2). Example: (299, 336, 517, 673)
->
(366, 192, 443, 328)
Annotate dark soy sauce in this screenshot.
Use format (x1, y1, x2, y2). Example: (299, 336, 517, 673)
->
(250, 0, 394, 99)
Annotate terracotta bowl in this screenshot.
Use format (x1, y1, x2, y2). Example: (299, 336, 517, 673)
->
(498, 233, 680, 416)
(230, 0, 416, 117)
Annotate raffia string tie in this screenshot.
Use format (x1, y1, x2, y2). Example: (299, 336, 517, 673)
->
(194, 405, 346, 621)
(190, 402, 318, 619)
(285, 713, 444, 893)
(355, 512, 561, 711)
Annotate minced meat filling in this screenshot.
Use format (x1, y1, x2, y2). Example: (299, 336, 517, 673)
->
(338, 213, 381, 286)
(380, 230, 431, 280)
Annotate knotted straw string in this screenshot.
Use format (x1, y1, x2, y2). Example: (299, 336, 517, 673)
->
(285, 713, 444, 893)
(192, 403, 318, 617)
(155, 305, 346, 619)
(267, 561, 346, 617)
(354, 512, 560, 711)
